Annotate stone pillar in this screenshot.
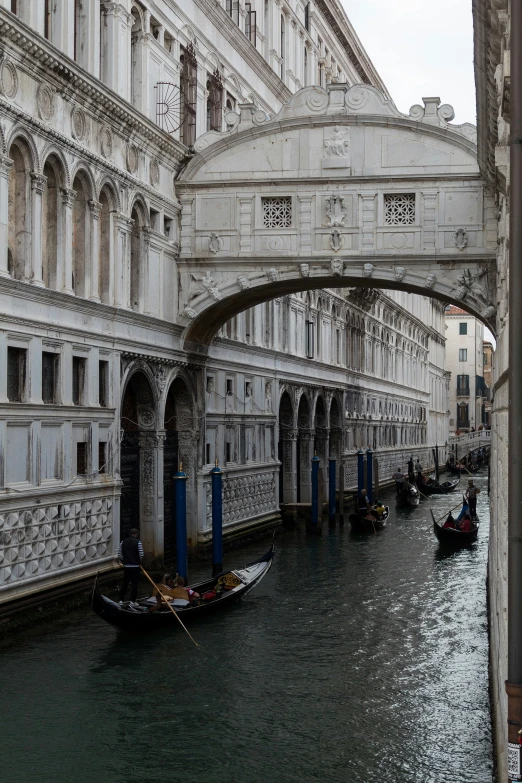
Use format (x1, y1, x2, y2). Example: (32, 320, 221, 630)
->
(281, 429, 298, 503)
(114, 212, 133, 309)
(316, 430, 329, 512)
(30, 172, 46, 287)
(141, 226, 152, 315)
(88, 200, 102, 302)
(60, 187, 75, 294)
(0, 155, 12, 278)
(139, 431, 165, 566)
(178, 430, 199, 551)
(299, 429, 314, 502)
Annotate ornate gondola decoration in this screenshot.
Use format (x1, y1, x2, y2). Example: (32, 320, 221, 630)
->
(92, 545, 274, 632)
(431, 508, 478, 545)
(395, 483, 420, 507)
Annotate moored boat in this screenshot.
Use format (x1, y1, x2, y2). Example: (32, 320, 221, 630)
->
(91, 544, 274, 631)
(417, 475, 460, 495)
(431, 508, 478, 545)
(445, 461, 481, 475)
(349, 506, 389, 533)
(395, 483, 420, 508)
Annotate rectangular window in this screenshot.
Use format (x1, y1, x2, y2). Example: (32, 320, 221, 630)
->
(99, 360, 108, 407)
(305, 320, 314, 358)
(459, 322, 468, 335)
(225, 441, 232, 462)
(384, 194, 416, 225)
(42, 352, 57, 404)
(7, 347, 26, 402)
(459, 348, 468, 362)
(206, 443, 211, 464)
(304, 2, 310, 30)
(44, 0, 51, 39)
(262, 196, 292, 228)
(457, 374, 470, 395)
(76, 442, 88, 475)
(336, 329, 341, 364)
(206, 70, 223, 132)
(226, 378, 233, 396)
(180, 44, 197, 148)
(72, 357, 86, 405)
(245, 3, 256, 45)
(11, 0, 17, 15)
(98, 442, 106, 474)
(225, 0, 239, 24)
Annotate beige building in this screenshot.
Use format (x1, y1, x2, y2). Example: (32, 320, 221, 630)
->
(444, 305, 487, 434)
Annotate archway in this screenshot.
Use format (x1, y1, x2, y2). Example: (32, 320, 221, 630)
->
(278, 390, 295, 504)
(7, 137, 33, 281)
(296, 393, 312, 502)
(41, 154, 65, 290)
(71, 171, 90, 297)
(314, 395, 328, 494)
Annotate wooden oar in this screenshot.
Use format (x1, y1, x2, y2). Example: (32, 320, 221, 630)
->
(140, 566, 200, 648)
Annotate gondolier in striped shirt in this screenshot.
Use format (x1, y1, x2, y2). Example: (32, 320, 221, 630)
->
(118, 528, 144, 607)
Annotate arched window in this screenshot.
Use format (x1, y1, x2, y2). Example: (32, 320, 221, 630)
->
(99, 187, 115, 304)
(42, 157, 63, 290)
(130, 7, 143, 109)
(130, 204, 146, 311)
(180, 44, 197, 148)
(206, 71, 223, 132)
(71, 173, 90, 297)
(7, 140, 32, 281)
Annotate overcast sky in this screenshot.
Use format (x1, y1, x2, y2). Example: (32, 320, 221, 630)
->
(343, 0, 476, 125)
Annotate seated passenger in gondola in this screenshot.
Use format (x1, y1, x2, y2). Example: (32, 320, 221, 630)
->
(459, 514, 474, 533)
(373, 500, 385, 517)
(443, 513, 456, 529)
(153, 574, 200, 607)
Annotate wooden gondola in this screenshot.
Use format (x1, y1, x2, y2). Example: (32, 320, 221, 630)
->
(431, 508, 478, 545)
(395, 482, 420, 508)
(349, 506, 389, 533)
(91, 545, 274, 631)
(416, 474, 460, 495)
(445, 461, 481, 475)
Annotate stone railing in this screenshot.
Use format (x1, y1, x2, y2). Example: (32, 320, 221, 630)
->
(448, 430, 491, 450)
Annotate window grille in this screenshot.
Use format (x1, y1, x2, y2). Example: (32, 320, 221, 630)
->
(180, 44, 197, 148)
(76, 442, 87, 475)
(262, 196, 292, 228)
(42, 352, 57, 404)
(206, 70, 223, 132)
(384, 194, 416, 225)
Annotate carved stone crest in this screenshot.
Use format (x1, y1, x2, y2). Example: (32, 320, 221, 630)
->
(363, 263, 374, 278)
(71, 106, 87, 141)
(266, 268, 279, 283)
(100, 126, 113, 159)
(330, 230, 343, 252)
(454, 228, 468, 250)
(126, 143, 139, 174)
(208, 233, 223, 254)
(299, 263, 310, 277)
(325, 195, 347, 227)
(37, 83, 55, 122)
(150, 159, 160, 186)
(330, 257, 343, 276)
(425, 273, 437, 289)
(237, 275, 250, 290)
(324, 126, 349, 158)
(394, 266, 406, 282)
(0, 58, 18, 99)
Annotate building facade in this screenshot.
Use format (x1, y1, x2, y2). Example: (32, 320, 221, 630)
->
(0, 0, 447, 605)
(444, 305, 488, 434)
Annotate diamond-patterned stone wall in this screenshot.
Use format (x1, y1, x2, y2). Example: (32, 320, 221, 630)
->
(0, 497, 114, 586)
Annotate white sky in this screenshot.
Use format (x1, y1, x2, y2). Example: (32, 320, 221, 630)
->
(343, 0, 477, 125)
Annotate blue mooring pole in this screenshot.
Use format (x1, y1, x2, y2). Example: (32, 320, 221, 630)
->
(173, 465, 188, 582)
(211, 463, 223, 576)
(328, 458, 336, 521)
(357, 450, 364, 496)
(366, 448, 373, 503)
(311, 455, 320, 527)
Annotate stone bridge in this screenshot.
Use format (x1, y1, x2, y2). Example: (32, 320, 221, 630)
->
(176, 84, 497, 350)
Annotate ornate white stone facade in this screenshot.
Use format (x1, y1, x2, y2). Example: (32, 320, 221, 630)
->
(0, 0, 454, 604)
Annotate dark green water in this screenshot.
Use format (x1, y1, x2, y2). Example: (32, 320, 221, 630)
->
(1, 473, 493, 783)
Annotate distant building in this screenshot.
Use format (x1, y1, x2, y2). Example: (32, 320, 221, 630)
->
(445, 306, 488, 433)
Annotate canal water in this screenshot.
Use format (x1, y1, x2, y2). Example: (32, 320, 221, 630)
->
(1, 472, 493, 783)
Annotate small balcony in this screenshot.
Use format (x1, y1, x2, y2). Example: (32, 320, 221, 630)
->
(456, 387, 470, 397)
(457, 420, 470, 429)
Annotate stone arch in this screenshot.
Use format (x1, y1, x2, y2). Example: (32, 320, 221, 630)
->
(69, 160, 96, 199)
(71, 167, 93, 298)
(41, 152, 67, 290)
(181, 24, 197, 46)
(7, 135, 35, 280)
(6, 127, 40, 172)
(278, 389, 295, 504)
(97, 174, 121, 212)
(98, 181, 118, 304)
(41, 144, 70, 188)
(296, 391, 312, 502)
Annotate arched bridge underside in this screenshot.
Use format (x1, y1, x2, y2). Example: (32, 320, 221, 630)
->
(177, 85, 497, 350)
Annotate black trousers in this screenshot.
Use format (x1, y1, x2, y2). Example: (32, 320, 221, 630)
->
(119, 567, 140, 602)
(468, 497, 477, 519)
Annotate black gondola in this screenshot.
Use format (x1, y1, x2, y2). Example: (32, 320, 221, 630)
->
(445, 461, 480, 475)
(431, 508, 478, 545)
(395, 482, 420, 507)
(91, 545, 274, 631)
(349, 506, 389, 533)
(416, 475, 460, 495)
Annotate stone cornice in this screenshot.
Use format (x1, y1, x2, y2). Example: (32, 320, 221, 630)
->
(192, 0, 292, 106)
(0, 8, 186, 161)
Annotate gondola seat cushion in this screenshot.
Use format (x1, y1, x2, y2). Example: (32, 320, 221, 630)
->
(202, 590, 217, 601)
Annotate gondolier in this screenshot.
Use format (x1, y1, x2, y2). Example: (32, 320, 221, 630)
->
(465, 480, 481, 521)
(118, 528, 144, 607)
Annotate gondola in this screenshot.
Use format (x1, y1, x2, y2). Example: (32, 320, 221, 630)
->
(349, 506, 389, 533)
(431, 508, 478, 545)
(395, 482, 420, 508)
(91, 544, 274, 631)
(416, 474, 460, 495)
(445, 461, 481, 475)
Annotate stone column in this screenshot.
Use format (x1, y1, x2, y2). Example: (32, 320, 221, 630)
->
(60, 187, 75, 294)
(139, 431, 165, 566)
(178, 429, 199, 551)
(88, 200, 102, 302)
(316, 430, 329, 513)
(0, 155, 12, 278)
(30, 172, 46, 287)
(100, 3, 133, 100)
(114, 212, 133, 309)
(281, 429, 298, 503)
(299, 428, 315, 502)
(141, 226, 152, 315)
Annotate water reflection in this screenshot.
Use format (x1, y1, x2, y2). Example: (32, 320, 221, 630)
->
(1, 471, 493, 783)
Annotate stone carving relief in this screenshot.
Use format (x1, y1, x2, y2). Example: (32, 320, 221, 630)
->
(138, 408, 155, 428)
(452, 268, 495, 317)
(324, 126, 349, 158)
(208, 233, 223, 254)
(325, 195, 347, 227)
(265, 382, 273, 412)
(150, 159, 160, 186)
(237, 275, 250, 290)
(152, 363, 168, 394)
(425, 273, 437, 289)
(37, 83, 55, 122)
(299, 263, 310, 277)
(330, 257, 343, 275)
(363, 263, 375, 278)
(220, 472, 277, 524)
(100, 126, 113, 159)
(394, 266, 406, 282)
(191, 271, 221, 301)
(346, 287, 380, 311)
(266, 268, 279, 283)
(330, 231, 343, 252)
(0, 57, 18, 99)
(454, 228, 469, 250)
(126, 143, 139, 174)
(71, 106, 87, 141)
(183, 307, 197, 320)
